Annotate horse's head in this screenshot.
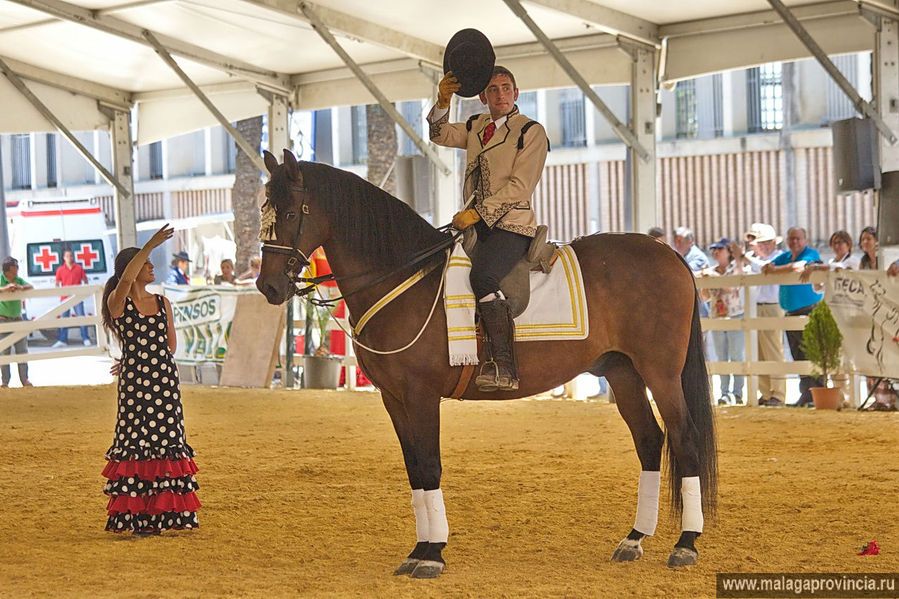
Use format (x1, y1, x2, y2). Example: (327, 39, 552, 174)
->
(256, 149, 328, 305)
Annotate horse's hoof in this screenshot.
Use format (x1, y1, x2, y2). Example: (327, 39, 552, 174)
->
(393, 558, 419, 576)
(610, 538, 643, 562)
(409, 559, 445, 579)
(667, 546, 698, 567)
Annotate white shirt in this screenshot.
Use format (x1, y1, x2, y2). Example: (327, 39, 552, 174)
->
(746, 249, 783, 304)
(829, 252, 861, 270)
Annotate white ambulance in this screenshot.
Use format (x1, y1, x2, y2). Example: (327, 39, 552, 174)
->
(8, 197, 115, 340)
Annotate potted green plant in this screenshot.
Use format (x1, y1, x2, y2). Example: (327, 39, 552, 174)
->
(301, 297, 342, 389)
(800, 301, 844, 410)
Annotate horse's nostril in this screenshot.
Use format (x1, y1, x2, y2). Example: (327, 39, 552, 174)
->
(256, 279, 283, 305)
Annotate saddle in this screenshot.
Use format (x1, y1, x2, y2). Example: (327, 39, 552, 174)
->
(462, 225, 558, 317)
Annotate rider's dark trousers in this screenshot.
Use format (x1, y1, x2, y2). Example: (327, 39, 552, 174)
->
(469, 222, 530, 301)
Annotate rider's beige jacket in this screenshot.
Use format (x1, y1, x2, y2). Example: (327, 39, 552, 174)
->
(428, 105, 548, 238)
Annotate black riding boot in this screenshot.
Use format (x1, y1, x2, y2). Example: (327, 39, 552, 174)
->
(475, 298, 518, 392)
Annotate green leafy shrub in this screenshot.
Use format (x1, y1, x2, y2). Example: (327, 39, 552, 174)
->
(800, 301, 843, 388)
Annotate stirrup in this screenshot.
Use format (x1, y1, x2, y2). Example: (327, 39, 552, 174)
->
(475, 360, 518, 392)
(475, 359, 500, 392)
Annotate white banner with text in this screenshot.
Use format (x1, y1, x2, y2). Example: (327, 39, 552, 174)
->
(163, 284, 261, 364)
(825, 271, 899, 379)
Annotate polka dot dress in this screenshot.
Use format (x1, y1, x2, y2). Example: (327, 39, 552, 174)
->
(102, 295, 200, 534)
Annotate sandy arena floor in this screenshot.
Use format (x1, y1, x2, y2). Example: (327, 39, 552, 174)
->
(1, 385, 897, 598)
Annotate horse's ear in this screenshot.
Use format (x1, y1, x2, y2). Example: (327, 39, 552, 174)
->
(263, 150, 279, 175)
(283, 149, 300, 182)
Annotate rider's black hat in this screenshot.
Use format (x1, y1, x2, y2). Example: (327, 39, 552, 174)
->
(443, 28, 496, 98)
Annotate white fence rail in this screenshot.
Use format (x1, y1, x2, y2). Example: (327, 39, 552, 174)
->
(0, 285, 107, 364)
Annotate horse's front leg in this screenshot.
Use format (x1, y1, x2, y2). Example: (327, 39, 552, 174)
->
(381, 390, 447, 578)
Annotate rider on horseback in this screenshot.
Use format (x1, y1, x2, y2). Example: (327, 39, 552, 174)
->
(428, 60, 549, 392)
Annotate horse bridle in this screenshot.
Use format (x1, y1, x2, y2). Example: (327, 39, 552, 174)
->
(261, 180, 461, 304)
(260, 183, 311, 285)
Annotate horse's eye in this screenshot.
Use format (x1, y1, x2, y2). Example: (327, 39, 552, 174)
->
(285, 211, 297, 221)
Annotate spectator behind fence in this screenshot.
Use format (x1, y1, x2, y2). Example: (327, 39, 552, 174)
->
(0, 257, 33, 387)
(214, 259, 236, 285)
(730, 223, 787, 406)
(52, 249, 92, 348)
(800, 230, 860, 285)
(889, 259, 899, 276)
(701, 238, 750, 405)
(167, 251, 191, 285)
(674, 226, 710, 272)
(762, 226, 824, 407)
(859, 226, 878, 270)
(856, 226, 894, 409)
(237, 256, 261, 283)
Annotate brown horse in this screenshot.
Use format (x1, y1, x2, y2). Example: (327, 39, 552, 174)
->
(257, 149, 717, 578)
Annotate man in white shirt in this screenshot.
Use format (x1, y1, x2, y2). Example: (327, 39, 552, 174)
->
(729, 223, 787, 406)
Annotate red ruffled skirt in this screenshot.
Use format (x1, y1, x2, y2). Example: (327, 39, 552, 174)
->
(103, 457, 201, 533)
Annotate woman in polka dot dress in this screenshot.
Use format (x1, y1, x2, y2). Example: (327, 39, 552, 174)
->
(100, 224, 200, 535)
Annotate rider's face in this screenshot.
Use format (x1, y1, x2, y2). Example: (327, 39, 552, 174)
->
(479, 74, 519, 120)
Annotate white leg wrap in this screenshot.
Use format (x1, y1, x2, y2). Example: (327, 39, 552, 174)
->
(411, 489, 429, 542)
(681, 476, 704, 533)
(423, 488, 449, 543)
(633, 471, 661, 536)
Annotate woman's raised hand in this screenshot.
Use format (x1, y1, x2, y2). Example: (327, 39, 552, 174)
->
(147, 224, 175, 249)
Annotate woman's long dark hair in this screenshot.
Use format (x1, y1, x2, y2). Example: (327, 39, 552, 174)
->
(101, 247, 140, 342)
(859, 226, 877, 270)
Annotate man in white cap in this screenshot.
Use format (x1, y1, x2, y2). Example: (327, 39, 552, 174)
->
(729, 223, 787, 406)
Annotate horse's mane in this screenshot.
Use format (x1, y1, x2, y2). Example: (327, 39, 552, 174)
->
(268, 161, 450, 268)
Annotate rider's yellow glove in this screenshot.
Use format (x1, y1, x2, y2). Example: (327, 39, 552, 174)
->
(452, 209, 481, 230)
(437, 72, 461, 109)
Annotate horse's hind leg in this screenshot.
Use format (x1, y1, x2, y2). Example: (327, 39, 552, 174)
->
(380, 389, 447, 579)
(644, 372, 705, 568)
(600, 356, 665, 563)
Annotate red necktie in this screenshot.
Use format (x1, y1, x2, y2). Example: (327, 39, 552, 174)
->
(482, 122, 496, 145)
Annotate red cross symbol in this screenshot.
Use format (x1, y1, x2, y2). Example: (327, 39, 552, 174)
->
(76, 243, 99, 269)
(33, 245, 58, 272)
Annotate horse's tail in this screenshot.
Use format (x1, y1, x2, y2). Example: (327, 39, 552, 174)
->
(667, 292, 718, 518)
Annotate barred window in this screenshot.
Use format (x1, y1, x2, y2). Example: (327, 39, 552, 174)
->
(46, 133, 57, 188)
(11, 134, 31, 190)
(712, 73, 724, 137)
(516, 91, 537, 119)
(824, 54, 859, 123)
(747, 63, 783, 132)
(149, 141, 164, 180)
(223, 130, 237, 173)
(675, 80, 697, 139)
(559, 88, 586, 147)
(398, 100, 422, 156)
(351, 105, 368, 164)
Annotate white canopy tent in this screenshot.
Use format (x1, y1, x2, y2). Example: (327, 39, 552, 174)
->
(0, 0, 896, 244)
(0, 0, 883, 140)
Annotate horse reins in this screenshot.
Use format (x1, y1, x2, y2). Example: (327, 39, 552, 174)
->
(260, 182, 466, 354)
(262, 180, 461, 306)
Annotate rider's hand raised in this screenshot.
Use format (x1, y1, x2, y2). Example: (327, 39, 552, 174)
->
(437, 72, 460, 109)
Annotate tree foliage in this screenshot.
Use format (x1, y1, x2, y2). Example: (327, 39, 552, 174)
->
(800, 301, 843, 387)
